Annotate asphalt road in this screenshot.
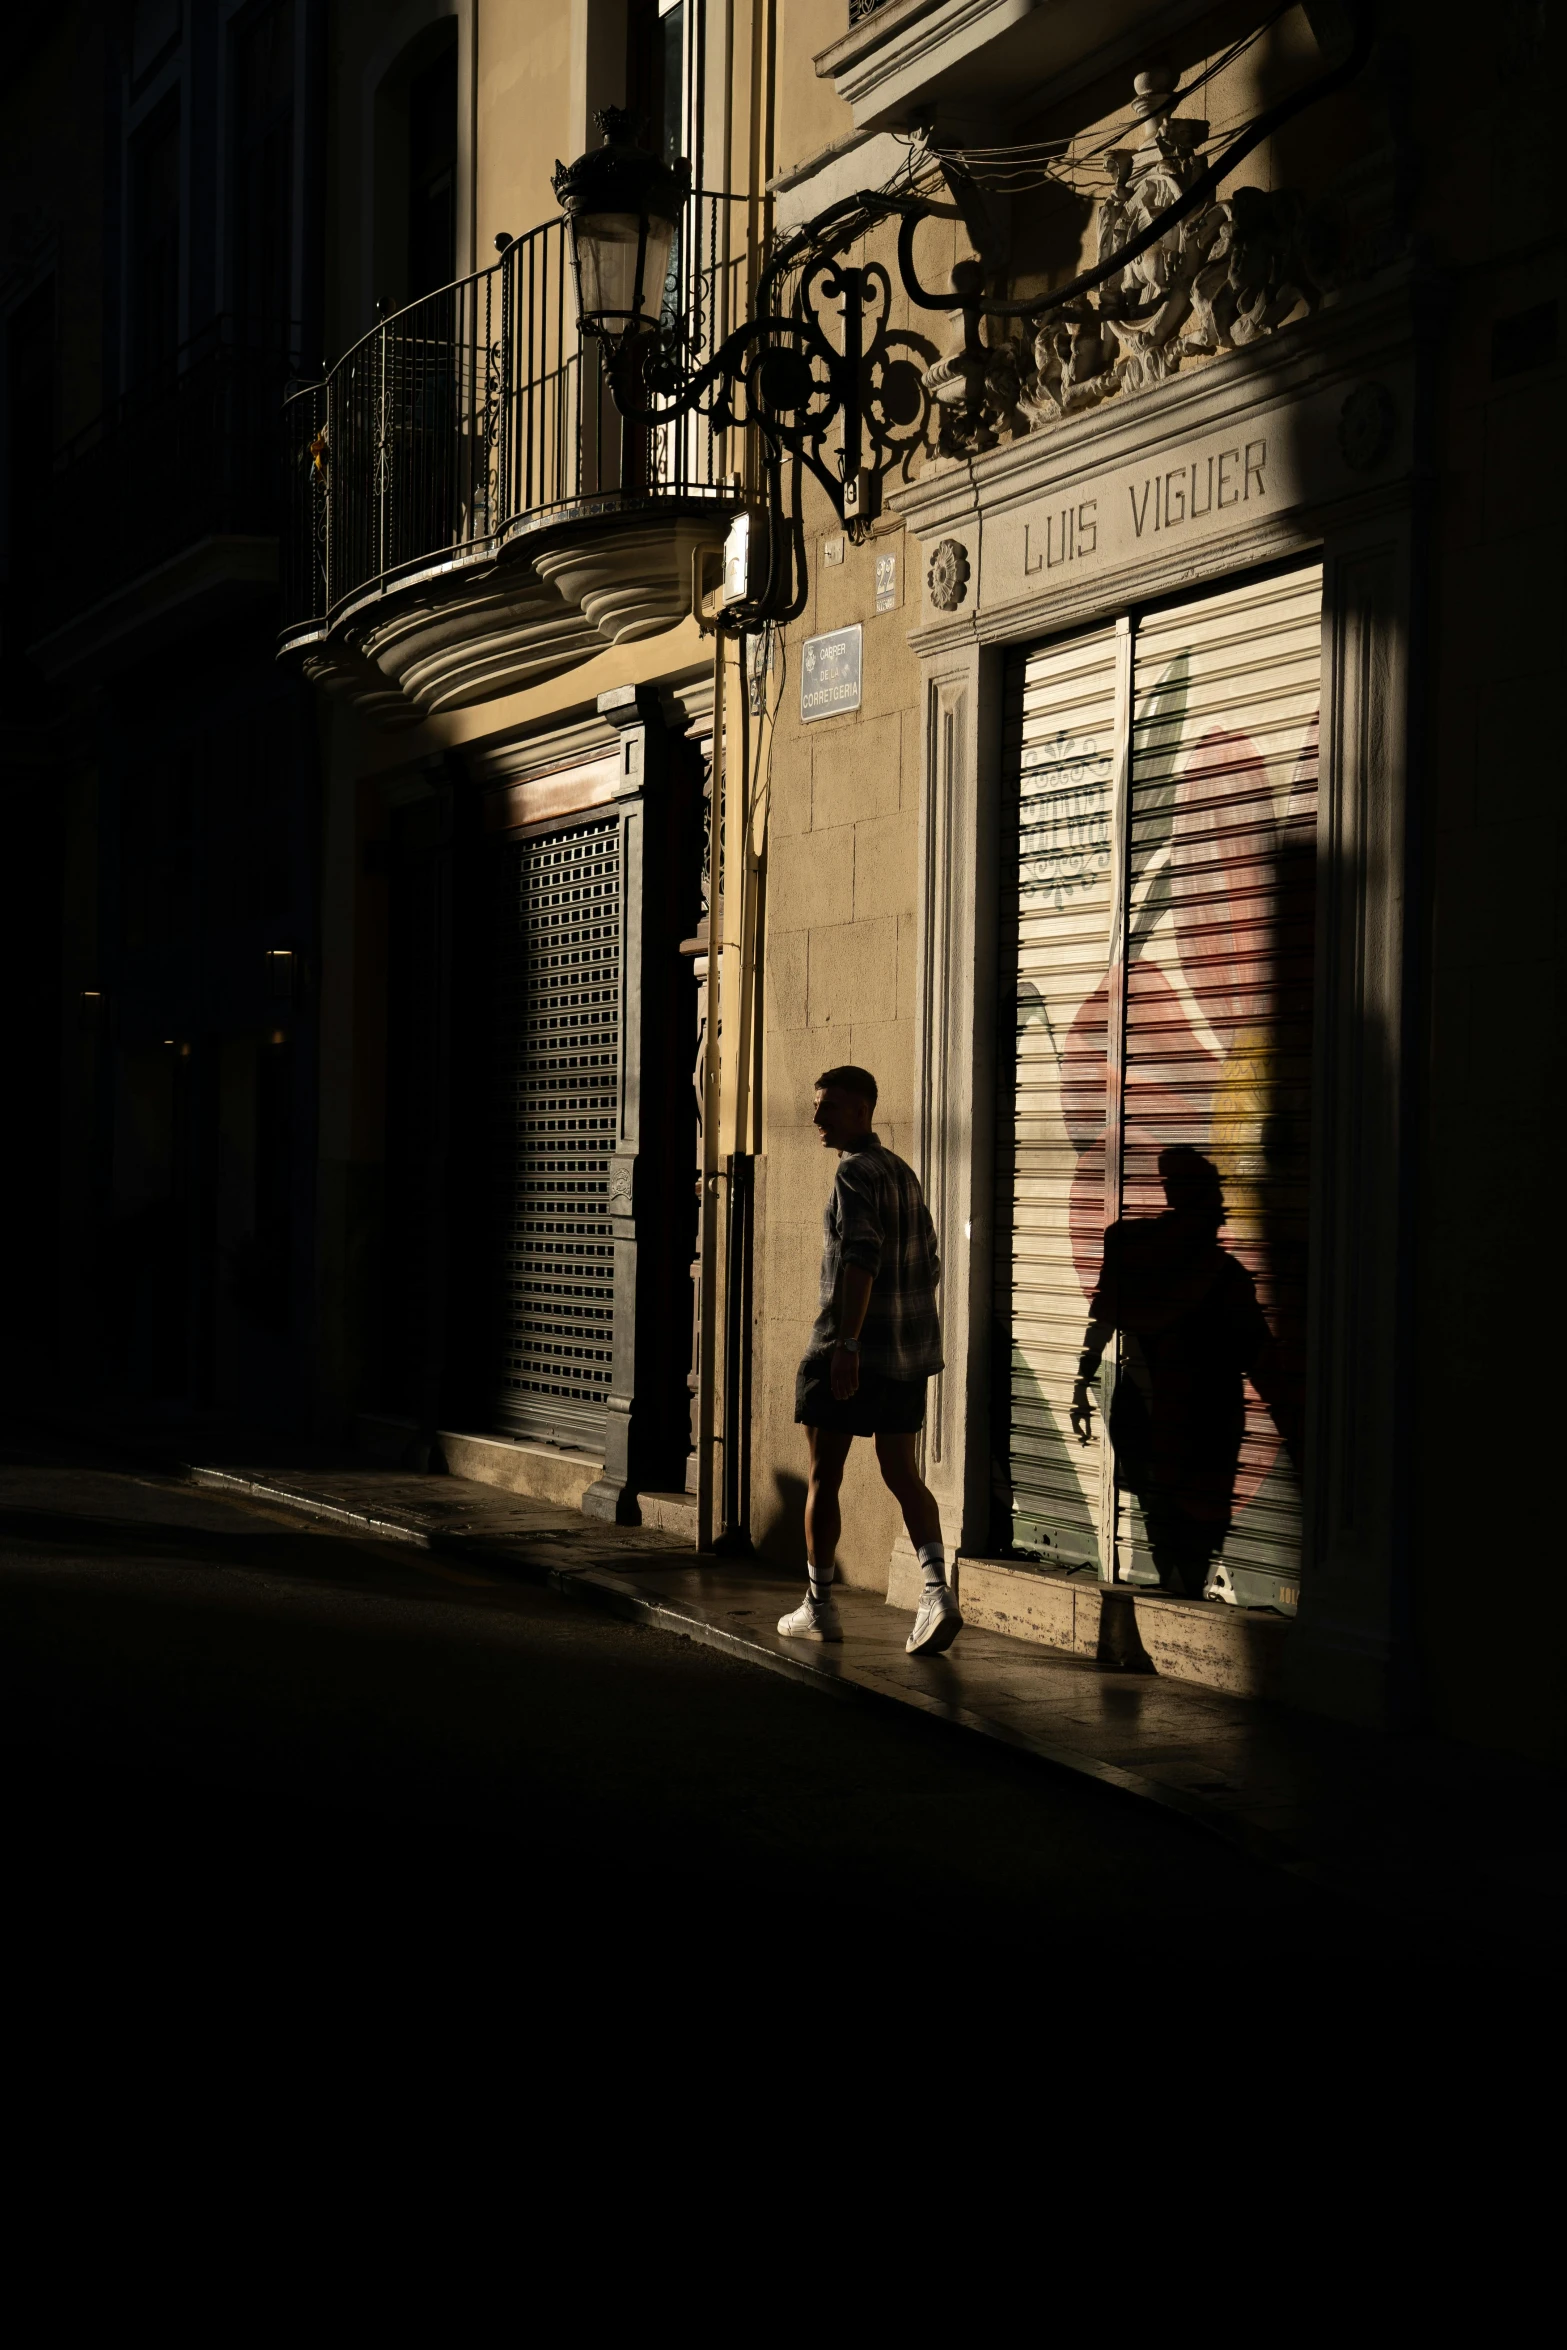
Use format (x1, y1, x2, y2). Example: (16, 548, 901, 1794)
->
(0, 1440, 1488, 2009)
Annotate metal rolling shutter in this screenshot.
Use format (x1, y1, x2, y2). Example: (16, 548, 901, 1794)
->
(1000, 624, 1122, 1569)
(491, 815, 621, 1447)
(1119, 566, 1320, 1607)
(1003, 564, 1321, 1609)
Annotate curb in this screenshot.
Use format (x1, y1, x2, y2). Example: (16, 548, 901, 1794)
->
(184, 1459, 1352, 1904)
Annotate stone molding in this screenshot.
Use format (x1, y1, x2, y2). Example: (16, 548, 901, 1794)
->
(815, 0, 1221, 132)
(1285, 521, 1416, 1727)
(33, 533, 278, 685)
(892, 266, 1423, 644)
(579, 683, 700, 1524)
(769, 129, 913, 233)
(912, 642, 1002, 1561)
(817, 0, 1048, 125)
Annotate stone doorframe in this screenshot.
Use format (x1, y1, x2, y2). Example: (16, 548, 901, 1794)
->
(890, 265, 1431, 1729)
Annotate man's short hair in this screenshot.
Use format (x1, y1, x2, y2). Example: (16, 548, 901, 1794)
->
(815, 1064, 878, 1110)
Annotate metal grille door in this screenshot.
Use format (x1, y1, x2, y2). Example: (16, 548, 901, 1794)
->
(491, 816, 621, 1447)
(1002, 565, 1321, 1610)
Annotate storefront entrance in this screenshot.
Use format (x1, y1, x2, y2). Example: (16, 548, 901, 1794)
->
(999, 562, 1321, 1611)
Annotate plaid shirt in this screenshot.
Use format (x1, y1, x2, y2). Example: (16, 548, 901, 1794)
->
(809, 1137, 943, 1382)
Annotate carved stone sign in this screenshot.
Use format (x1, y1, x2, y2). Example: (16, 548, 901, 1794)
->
(933, 364, 1407, 623)
(800, 625, 862, 720)
(1002, 429, 1271, 589)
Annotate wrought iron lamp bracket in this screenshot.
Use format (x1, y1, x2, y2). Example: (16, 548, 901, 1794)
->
(598, 194, 952, 619)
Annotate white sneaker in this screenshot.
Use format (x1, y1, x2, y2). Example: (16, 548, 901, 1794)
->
(776, 1594, 843, 1642)
(906, 1583, 963, 1656)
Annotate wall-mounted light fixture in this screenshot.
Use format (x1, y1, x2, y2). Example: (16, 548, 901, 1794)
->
(556, 8, 1374, 626)
(264, 948, 296, 1003)
(553, 107, 691, 351)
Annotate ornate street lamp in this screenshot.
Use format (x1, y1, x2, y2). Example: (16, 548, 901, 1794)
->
(553, 107, 691, 348)
(553, 10, 1373, 627)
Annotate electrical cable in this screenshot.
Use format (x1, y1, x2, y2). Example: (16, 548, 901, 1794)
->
(897, 0, 1375, 318)
(928, 2, 1302, 195)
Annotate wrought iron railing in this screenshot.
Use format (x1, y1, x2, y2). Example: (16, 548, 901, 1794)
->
(281, 195, 742, 644)
(38, 317, 299, 636)
(848, 0, 897, 22)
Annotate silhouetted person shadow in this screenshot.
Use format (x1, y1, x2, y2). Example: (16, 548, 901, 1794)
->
(1070, 1146, 1296, 1599)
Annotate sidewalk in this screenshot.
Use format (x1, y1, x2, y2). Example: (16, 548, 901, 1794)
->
(187, 1452, 1559, 1960)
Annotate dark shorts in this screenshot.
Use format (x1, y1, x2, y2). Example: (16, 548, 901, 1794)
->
(794, 1351, 928, 1437)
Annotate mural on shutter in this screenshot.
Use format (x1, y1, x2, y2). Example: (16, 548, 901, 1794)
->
(1004, 565, 1321, 1610)
(999, 626, 1120, 1570)
(491, 815, 621, 1447)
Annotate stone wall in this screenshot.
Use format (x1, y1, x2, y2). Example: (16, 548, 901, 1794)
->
(1410, 13, 1565, 1763)
(751, 494, 927, 1587)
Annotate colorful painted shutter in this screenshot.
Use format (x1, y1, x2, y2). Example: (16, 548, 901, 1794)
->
(491, 814, 621, 1447)
(999, 624, 1121, 1570)
(1004, 564, 1321, 1608)
(1118, 566, 1320, 1605)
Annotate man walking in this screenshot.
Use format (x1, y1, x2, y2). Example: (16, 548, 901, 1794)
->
(777, 1065, 962, 1657)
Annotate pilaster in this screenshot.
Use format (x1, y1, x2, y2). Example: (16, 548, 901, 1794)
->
(582, 684, 699, 1519)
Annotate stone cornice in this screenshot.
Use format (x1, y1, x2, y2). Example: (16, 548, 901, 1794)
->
(824, 0, 1036, 119)
(815, 0, 1226, 130)
(32, 534, 278, 684)
(893, 265, 1432, 646)
(894, 264, 1426, 532)
(813, 0, 947, 82)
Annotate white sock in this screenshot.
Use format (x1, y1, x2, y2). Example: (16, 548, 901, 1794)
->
(917, 1541, 946, 1592)
(808, 1560, 835, 1606)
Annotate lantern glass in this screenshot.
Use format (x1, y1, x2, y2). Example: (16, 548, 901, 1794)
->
(640, 211, 677, 322)
(574, 211, 646, 326)
(572, 208, 677, 334)
(555, 108, 689, 341)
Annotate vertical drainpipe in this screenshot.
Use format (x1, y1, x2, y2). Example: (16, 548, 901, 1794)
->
(696, 628, 726, 1553)
(697, 0, 773, 1555)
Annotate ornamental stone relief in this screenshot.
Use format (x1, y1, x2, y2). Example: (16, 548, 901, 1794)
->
(924, 68, 1341, 459)
(926, 538, 971, 610)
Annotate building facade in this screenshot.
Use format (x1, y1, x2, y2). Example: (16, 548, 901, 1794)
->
(8, 0, 1560, 1763)
(3, 1, 324, 1432)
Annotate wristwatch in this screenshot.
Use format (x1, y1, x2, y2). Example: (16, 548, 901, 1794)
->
(838, 1336, 860, 1354)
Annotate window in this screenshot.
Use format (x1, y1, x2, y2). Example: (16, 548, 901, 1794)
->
(122, 746, 197, 952)
(5, 279, 55, 597)
(628, 0, 694, 167)
(129, 96, 182, 381)
(131, 0, 181, 86)
(232, 0, 295, 349)
(407, 36, 457, 299)
(659, 0, 687, 163)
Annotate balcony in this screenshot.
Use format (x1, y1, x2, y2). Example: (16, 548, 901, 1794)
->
(280, 198, 741, 727)
(32, 319, 295, 680)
